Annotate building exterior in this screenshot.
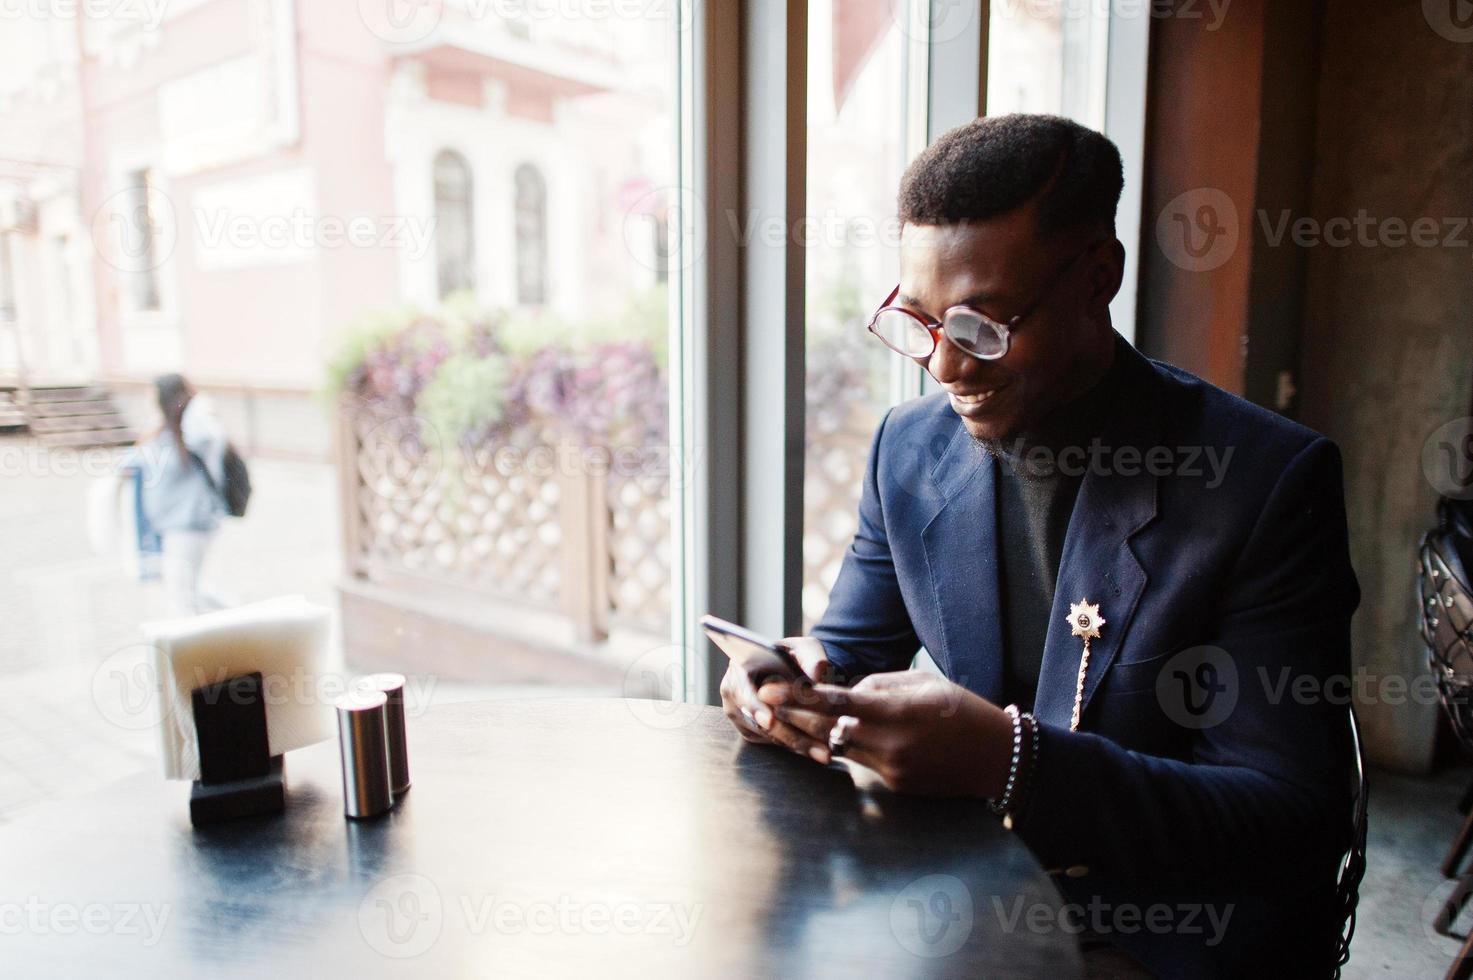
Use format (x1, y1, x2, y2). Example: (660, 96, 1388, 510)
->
(0, 0, 672, 457)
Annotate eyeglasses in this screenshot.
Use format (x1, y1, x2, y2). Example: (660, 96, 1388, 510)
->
(866, 241, 1100, 361)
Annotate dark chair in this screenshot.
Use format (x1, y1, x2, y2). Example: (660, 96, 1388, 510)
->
(1419, 497, 1473, 979)
(1434, 878, 1473, 980)
(1422, 498, 1473, 878)
(1331, 706, 1368, 978)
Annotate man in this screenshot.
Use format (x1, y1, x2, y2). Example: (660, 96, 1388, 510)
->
(720, 114, 1359, 976)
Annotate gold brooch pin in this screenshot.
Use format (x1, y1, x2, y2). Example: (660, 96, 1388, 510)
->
(1066, 599, 1105, 732)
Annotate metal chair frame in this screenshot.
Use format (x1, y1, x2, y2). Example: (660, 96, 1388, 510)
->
(1419, 499, 1473, 980)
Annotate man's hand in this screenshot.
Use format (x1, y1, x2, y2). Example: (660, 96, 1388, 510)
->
(719, 636, 833, 762)
(761, 669, 1016, 799)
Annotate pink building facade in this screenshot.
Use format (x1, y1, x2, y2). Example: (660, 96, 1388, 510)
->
(0, 0, 672, 457)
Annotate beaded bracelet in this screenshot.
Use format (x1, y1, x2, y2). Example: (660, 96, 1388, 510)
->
(988, 704, 1025, 816)
(1016, 711, 1040, 815)
(995, 710, 1042, 829)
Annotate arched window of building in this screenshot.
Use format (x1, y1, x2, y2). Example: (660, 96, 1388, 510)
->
(433, 149, 475, 299)
(514, 163, 547, 306)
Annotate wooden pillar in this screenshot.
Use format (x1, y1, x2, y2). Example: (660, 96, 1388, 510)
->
(334, 397, 365, 581)
(1134, 0, 1323, 409)
(558, 439, 611, 644)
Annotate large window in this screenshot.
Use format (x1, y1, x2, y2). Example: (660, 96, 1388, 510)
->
(433, 149, 476, 300)
(514, 163, 548, 306)
(986, 0, 1109, 126)
(802, 0, 922, 629)
(0, 0, 681, 820)
(986, 1, 1146, 337)
(0, 0, 1145, 831)
(800, 0, 1125, 632)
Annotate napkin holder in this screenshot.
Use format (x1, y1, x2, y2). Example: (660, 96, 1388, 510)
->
(188, 671, 285, 826)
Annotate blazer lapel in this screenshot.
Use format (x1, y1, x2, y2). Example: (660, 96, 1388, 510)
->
(919, 425, 1005, 703)
(1033, 346, 1164, 728)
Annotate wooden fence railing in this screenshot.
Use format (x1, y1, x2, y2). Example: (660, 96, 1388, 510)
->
(336, 397, 875, 646)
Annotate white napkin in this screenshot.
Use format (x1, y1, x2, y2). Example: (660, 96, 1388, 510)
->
(144, 595, 335, 781)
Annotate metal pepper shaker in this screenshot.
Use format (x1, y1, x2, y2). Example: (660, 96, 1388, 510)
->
(335, 690, 392, 820)
(358, 672, 411, 796)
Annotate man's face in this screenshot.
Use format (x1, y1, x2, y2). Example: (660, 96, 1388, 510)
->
(896, 204, 1117, 441)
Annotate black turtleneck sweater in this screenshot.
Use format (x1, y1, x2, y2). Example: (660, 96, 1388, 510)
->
(982, 340, 1126, 712)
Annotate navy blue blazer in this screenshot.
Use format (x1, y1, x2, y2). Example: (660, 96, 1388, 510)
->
(813, 337, 1360, 976)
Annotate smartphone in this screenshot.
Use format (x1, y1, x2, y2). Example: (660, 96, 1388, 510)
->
(699, 614, 806, 686)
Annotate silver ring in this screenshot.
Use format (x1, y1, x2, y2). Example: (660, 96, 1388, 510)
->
(739, 706, 758, 729)
(827, 715, 859, 757)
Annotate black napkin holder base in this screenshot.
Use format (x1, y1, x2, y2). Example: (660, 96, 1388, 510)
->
(190, 756, 284, 826)
(188, 672, 286, 827)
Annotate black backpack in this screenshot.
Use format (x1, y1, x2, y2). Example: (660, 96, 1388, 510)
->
(190, 445, 252, 517)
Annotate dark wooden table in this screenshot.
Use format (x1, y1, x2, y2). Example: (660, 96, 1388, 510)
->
(0, 699, 1082, 978)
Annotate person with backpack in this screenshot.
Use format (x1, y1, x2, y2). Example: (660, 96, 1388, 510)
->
(119, 374, 240, 616)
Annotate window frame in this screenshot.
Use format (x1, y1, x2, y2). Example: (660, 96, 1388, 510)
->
(675, 0, 1148, 704)
(431, 147, 477, 301)
(512, 162, 548, 307)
